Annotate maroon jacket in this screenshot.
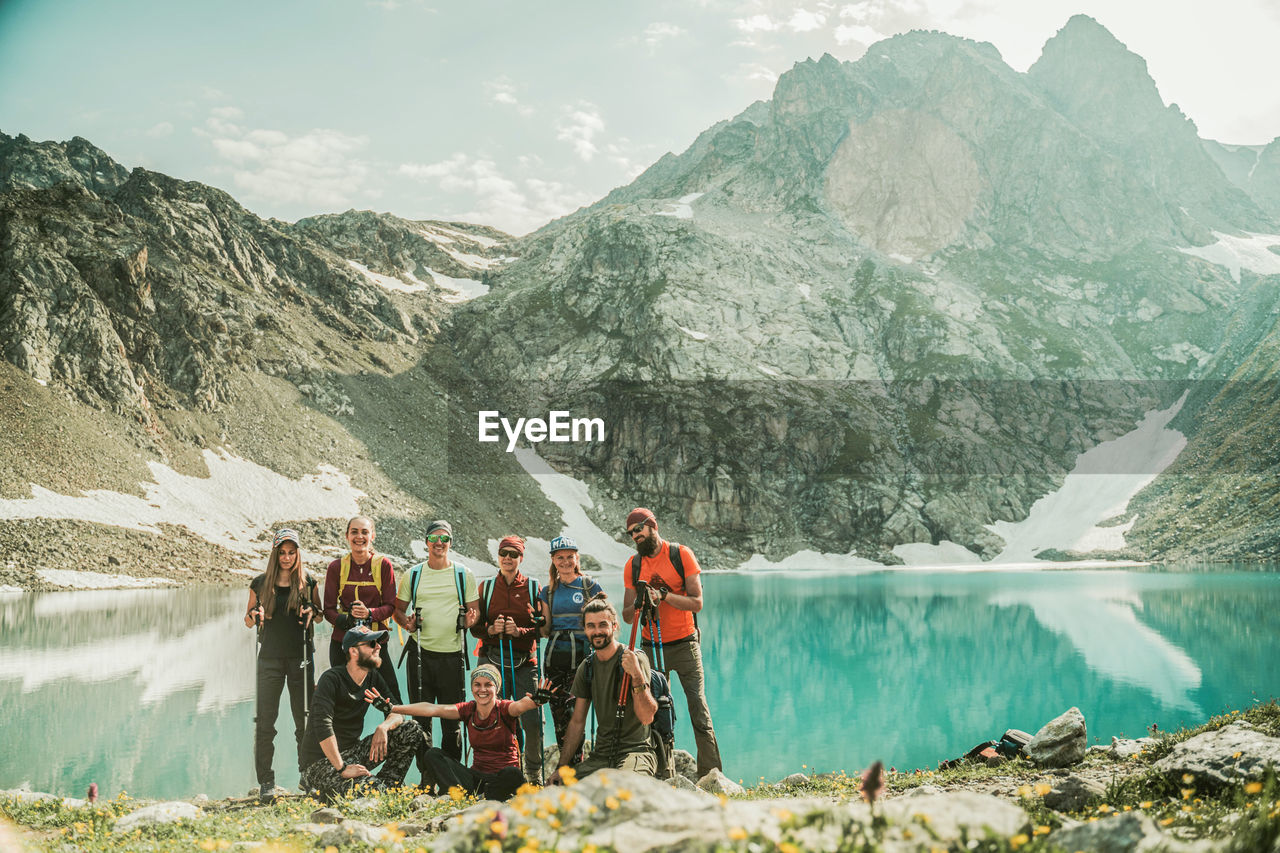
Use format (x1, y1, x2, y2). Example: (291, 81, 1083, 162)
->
(470, 570, 539, 663)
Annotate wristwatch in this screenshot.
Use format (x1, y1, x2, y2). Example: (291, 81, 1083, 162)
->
(631, 684, 648, 694)
(660, 587, 669, 601)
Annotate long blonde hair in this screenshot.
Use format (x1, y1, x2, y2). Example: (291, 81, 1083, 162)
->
(260, 541, 308, 618)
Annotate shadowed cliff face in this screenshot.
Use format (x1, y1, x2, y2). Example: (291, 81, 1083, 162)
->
(444, 20, 1280, 563)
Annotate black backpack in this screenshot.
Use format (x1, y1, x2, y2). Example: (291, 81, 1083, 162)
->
(582, 653, 675, 739)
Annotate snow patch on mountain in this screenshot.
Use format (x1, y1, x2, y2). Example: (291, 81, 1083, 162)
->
(514, 449, 634, 569)
(347, 260, 431, 294)
(0, 450, 364, 555)
(656, 192, 704, 219)
(1178, 231, 1280, 283)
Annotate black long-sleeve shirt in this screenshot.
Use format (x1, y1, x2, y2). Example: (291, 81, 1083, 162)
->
(300, 665, 390, 768)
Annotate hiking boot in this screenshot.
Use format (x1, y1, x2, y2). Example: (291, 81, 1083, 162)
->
(259, 782, 279, 803)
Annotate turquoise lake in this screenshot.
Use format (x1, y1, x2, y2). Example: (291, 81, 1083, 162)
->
(1, 567, 1277, 799)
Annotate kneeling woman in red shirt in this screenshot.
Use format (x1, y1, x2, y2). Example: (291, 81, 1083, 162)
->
(366, 663, 549, 801)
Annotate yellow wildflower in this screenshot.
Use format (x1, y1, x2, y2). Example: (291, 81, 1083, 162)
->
(1233, 752, 1243, 759)
(1010, 833, 1029, 849)
(616, 787, 633, 801)
(605, 796, 620, 810)
(200, 841, 216, 851)
(449, 785, 466, 802)
(1033, 825, 1050, 836)
(1182, 774, 1195, 784)
(1140, 801, 1153, 809)
(1182, 805, 1193, 813)
(583, 845, 599, 853)
(772, 808, 794, 821)
(485, 841, 501, 853)
(1098, 804, 1112, 813)
(728, 827, 748, 841)
(779, 844, 800, 853)
(718, 793, 728, 807)
(1245, 782, 1263, 795)
(1034, 783, 1052, 796)
(1016, 785, 1033, 798)
(1181, 788, 1194, 800)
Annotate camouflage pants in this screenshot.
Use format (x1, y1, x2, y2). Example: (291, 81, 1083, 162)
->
(300, 719, 426, 800)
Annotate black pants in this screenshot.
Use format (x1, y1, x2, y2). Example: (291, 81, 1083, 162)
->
(299, 720, 426, 801)
(254, 655, 313, 786)
(406, 642, 466, 761)
(328, 637, 402, 704)
(420, 747, 524, 801)
(546, 642, 588, 765)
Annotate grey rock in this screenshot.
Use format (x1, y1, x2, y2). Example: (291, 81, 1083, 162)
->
(1153, 720, 1280, 788)
(1053, 811, 1219, 853)
(882, 791, 1029, 840)
(310, 807, 344, 824)
(672, 749, 698, 782)
(347, 796, 380, 812)
(112, 801, 201, 832)
(665, 773, 698, 791)
(1027, 707, 1088, 768)
(398, 822, 431, 837)
(899, 784, 945, 798)
(696, 768, 744, 795)
(1042, 773, 1107, 812)
(316, 819, 399, 847)
(781, 772, 809, 786)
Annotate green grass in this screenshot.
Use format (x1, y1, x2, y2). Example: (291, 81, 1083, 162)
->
(5, 703, 1280, 852)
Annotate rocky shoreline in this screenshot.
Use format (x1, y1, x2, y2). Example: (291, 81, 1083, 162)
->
(4, 703, 1277, 852)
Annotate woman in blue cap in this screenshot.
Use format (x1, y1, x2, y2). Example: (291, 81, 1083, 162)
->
(245, 528, 321, 801)
(537, 536, 603, 765)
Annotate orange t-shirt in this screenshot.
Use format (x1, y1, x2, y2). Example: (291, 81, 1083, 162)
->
(623, 541, 700, 642)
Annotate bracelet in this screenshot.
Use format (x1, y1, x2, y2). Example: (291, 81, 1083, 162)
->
(335, 762, 345, 774)
(631, 684, 647, 694)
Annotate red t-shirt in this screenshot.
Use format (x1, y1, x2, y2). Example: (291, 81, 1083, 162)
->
(623, 541, 700, 642)
(456, 699, 519, 774)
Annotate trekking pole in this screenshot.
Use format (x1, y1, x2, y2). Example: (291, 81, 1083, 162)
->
(531, 632, 544, 782)
(613, 583, 649, 765)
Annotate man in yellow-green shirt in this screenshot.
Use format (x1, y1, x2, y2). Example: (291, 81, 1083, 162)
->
(394, 520, 479, 761)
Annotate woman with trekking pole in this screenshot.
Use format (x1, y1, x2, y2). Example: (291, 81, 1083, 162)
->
(537, 536, 603, 766)
(244, 528, 320, 802)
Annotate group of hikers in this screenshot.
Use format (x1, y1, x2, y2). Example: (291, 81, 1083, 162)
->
(245, 508, 722, 802)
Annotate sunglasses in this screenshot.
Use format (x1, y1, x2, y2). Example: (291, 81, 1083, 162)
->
(498, 549, 521, 559)
(427, 534, 451, 544)
(626, 524, 646, 536)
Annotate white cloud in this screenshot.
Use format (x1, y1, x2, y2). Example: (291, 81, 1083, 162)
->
(202, 110, 371, 210)
(788, 9, 828, 31)
(835, 22, 886, 44)
(486, 78, 534, 116)
(741, 62, 781, 83)
(556, 102, 606, 162)
(145, 121, 174, 138)
(399, 153, 593, 236)
(643, 21, 686, 48)
(734, 14, 781, 32)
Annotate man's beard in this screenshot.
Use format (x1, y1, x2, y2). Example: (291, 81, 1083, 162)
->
(357, 647, 380, 670)
(636, 533, 659, 557)
(589, 632, 612, 649)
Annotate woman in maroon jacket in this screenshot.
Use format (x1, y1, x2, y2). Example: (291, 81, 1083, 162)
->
(322, 516, 402, 702)
(366, 663, 550, 801)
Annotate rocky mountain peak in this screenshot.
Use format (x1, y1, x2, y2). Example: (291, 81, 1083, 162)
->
(0, 132, 129, 196)
(1028, 16, 1167, 143)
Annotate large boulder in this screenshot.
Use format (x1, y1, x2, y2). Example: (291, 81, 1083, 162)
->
(427, 769, 1029, 853)
(1153, 721, 1280, 788)
(1026, 707, 1087, 768)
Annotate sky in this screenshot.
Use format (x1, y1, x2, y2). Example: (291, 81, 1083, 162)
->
(2, 0, 1279, 236)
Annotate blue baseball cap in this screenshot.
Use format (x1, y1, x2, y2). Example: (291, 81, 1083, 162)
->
(549, 536, 578, 553)
(342, 625, 388, 650)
